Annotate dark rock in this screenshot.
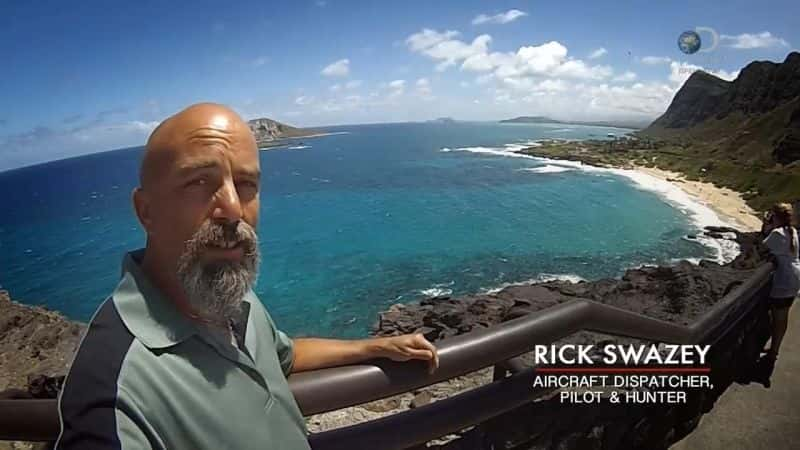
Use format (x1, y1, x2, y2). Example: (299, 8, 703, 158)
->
(361, 397, 401, 413)
(410, 391, 432, 409)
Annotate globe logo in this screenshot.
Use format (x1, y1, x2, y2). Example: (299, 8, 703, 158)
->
(678, 30, 702, 54)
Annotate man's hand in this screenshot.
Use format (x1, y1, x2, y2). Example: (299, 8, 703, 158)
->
(370, 333, 440, 373)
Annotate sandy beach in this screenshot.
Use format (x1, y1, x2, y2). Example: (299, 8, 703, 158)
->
(633, 166, 763, 232)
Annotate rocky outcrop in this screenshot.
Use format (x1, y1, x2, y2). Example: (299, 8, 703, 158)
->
(0, 291, 84, 393)
(247, 118, 319, 147)
(375, 229, 766, 340)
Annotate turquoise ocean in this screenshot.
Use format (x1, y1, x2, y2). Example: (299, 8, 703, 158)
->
(0, 122, 736, 337)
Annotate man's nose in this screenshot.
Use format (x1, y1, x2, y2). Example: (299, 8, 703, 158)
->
(211, 179, 242, 223)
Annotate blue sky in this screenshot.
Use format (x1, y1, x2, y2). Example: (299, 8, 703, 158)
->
(0, 0, 797, 170)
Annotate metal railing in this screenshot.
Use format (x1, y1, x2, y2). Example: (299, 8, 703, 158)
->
(0, 264, 773, 448)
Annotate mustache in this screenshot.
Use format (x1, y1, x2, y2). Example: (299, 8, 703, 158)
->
(184, 220, 259, 258)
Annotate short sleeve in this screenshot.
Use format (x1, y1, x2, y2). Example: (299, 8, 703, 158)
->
(262, 309, 295, 376)
(275, 328, 295, 376)
(764, 229, 784, 254)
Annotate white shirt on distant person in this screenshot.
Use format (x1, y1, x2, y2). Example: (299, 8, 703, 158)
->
(764, 226, 800, 299)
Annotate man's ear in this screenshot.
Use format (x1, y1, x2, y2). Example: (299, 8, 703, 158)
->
(132, 187, 155, 234)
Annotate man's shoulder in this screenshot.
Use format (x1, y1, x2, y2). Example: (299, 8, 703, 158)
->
(62, 298, 137, 390)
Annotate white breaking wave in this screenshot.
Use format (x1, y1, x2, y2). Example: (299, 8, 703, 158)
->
(288, 145, 310, 150)
(420, 287, 453, 297)
(440, 146, 541, 159)
(519, 165, 573, 174)
(482, 273, 585, 295)
(419, 281, 455, 298)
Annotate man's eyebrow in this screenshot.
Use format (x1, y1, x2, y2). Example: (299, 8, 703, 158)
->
(177, 160, 221, 174)
(236, 167, 261, 178)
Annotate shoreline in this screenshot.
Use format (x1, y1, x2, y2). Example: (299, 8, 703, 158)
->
(505, 143, 763, 233)
(258, 131, 350, 150)
(630, 166, 762, 232)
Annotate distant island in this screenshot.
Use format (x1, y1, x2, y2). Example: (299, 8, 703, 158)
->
(500, 116, 650, 130)
(247, 117, 321, 149)
(426, 117, 457, 124)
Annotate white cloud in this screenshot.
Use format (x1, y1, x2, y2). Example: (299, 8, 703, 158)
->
(588, 47, 607, 59)
(472, 9, 527, 25)
(406, 29, 460, 52)
(295, 95, 315, 105)
(613, 71, 638, 82)
(345, 80, 363, 89)
(321, 58, 350, 77)
(386, 80, 405, 99)
(406, 29, 492, 72)
(553, 59, 613, 80)
(641, 56, 671, 65)
(721, 31, 789, 49)
(329, 84, 342, 92)
(668, 61, 739, 85)
(409, 32, 614, 84)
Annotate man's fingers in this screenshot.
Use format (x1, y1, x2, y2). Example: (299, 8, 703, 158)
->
(410, 334, 439, 373)
(405, 348, 434, 361)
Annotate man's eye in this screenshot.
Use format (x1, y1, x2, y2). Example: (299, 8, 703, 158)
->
(186, 177, 208, 187)
(237, 180, 258, 190)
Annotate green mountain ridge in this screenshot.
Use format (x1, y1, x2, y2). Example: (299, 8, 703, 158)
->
(638, 51, 800, 210)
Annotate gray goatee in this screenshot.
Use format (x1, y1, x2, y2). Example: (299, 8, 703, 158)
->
(176, 220, 260, 324)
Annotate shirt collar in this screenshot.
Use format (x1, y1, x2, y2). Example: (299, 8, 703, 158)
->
(112, 249, 253, 350)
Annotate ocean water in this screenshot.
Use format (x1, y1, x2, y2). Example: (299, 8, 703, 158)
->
(0, 122, 730, 337)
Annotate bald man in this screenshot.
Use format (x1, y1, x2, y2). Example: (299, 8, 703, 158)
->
(55, 103, 438, 450)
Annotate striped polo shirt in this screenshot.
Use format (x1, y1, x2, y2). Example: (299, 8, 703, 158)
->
(55, 250, 310, 449)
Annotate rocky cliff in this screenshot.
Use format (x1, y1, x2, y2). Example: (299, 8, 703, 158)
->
(0, 291, 84, 394)
(247, 118, 319, 148)
(645, 52, 800, 167)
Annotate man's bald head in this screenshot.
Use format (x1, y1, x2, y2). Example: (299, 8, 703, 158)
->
(132, 103, 262, 324)
(139, 103, 258, 190)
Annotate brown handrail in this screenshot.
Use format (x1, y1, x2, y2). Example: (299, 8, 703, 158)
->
(0, 264, 773, 445)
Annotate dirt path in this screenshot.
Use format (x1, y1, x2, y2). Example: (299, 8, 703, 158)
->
(672, 305, 800, 449)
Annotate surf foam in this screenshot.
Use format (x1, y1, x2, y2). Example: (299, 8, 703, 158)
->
(481, 273, 586, 295)
(519, 165, 573, 174)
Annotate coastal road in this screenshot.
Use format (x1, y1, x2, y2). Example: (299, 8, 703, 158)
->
(671, 306, 800, 449)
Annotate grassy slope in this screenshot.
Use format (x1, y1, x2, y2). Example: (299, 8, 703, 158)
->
(640, 96, 800, 211)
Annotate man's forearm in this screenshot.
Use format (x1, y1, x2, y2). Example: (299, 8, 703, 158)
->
(290, 334, 440, 373)
(290, 337, 384, 373)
